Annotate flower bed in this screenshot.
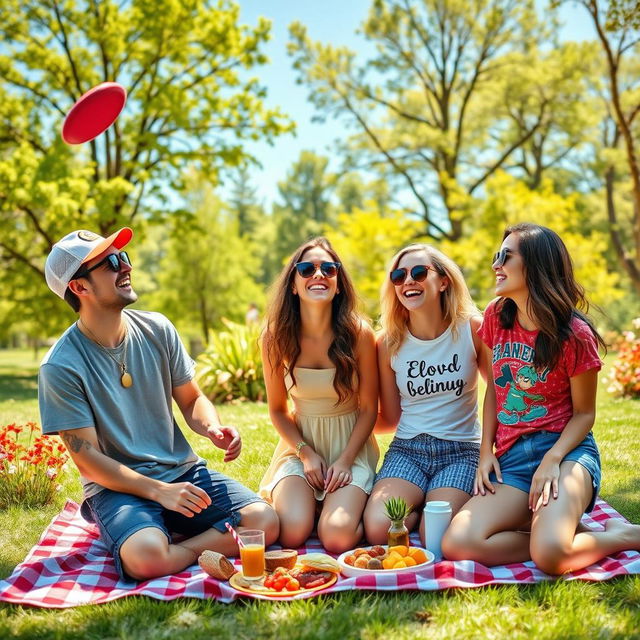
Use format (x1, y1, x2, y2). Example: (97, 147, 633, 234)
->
(0, 422, 69, 509)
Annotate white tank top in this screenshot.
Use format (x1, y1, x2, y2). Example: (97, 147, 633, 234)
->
(390, 320, 480, 442)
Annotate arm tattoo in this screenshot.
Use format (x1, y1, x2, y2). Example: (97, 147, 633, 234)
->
(61, 432, 92, 454)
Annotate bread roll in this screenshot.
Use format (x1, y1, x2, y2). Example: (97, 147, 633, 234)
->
(264, 549, 298, 571)
(299, 552, 340, 573)
(198, 550, 236, 580)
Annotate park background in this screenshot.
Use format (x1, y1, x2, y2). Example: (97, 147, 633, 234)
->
(0, 0, 639, 638)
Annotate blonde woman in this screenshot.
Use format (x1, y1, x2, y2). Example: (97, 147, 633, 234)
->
(363, 244, 488, 545)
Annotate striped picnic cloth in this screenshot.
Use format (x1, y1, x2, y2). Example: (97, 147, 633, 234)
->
(0, 498, 638, 607)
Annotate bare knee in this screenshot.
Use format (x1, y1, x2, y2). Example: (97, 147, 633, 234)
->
(121, 533, 171, 581)
(441, 516, 481, 561)
(278, 511, 314, 548)
(240, 502, 280, 545)
(441, 527, 466, 561)
(363, 510, 389, 546)
(318, 517, 362, 554)
(530, 537, 573, 575)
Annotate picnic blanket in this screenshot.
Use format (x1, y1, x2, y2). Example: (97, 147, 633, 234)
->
(0, 498, 638, 607)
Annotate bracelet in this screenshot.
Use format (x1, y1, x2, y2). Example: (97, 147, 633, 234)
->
(295, 441, 308, 457)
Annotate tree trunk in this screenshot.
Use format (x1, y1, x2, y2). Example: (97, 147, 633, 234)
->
(605, 166, 640, 295)
(587, 0, 640, 293)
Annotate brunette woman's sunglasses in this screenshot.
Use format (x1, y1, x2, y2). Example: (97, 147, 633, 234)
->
(390, 264, 431, 286)
(492, 248, 513, 268)
(294, 261, 341, 278)
(75, 251, 131, 278)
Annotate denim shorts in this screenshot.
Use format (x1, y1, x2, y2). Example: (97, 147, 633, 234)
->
(489, 430, 601, 512)
(376, 433, 480, 495)
(81, 462, 263, 581)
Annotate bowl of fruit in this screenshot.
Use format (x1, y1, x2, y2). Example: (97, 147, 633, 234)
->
(337, 544, 434, 578)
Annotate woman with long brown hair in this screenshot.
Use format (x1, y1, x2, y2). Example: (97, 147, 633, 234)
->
(259, 237, 379, 553)
(443, 223, 640, 573)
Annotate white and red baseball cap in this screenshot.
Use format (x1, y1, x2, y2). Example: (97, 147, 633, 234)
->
(45, 228, 133, 299)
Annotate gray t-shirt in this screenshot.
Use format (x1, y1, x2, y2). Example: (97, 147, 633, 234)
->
(38, 309, 202, 499)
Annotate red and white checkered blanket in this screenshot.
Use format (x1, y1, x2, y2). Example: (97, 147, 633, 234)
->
(1, 499, 638, 607)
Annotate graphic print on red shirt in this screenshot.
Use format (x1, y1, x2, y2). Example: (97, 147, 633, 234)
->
(478, 299, 602, 457)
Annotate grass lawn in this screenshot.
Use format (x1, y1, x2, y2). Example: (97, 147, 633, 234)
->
(0, 349, 638, 639)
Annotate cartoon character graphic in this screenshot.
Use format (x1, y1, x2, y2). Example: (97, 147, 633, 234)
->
(495, 364, 547, 425)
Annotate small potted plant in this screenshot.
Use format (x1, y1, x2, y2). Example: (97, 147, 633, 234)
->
(384, 496, 413, 547)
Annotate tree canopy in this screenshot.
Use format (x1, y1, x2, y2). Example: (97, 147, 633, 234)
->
(0, 0, 637, 343)
(288, 0, 587, 240)
(0, 0, 292, 336)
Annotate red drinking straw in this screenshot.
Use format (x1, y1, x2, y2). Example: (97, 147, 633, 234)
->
(224, 521, 244, 548)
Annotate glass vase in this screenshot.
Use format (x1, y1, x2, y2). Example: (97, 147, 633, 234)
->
(387, 519, 409, 547)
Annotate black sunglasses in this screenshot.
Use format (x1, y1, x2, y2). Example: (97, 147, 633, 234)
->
(294, 261, 341, 278)
(390, 264, 431, 286)
(76, 251, 131, 278)
(492, 248, 514, 268)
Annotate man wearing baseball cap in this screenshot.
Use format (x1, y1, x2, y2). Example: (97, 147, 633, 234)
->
(39, 228, 278, 581)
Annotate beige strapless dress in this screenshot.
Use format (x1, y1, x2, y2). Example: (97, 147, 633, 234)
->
(259, 367, 379, 501)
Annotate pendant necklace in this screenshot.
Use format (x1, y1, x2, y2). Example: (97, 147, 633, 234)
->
(78, 318, 133, 388)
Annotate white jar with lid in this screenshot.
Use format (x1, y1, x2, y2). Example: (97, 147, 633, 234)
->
(424, 500, 453, 561)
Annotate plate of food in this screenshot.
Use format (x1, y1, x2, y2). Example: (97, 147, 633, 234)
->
(228, 552, 339, 597)
(199, 549, 340, 597)
(337, 544, 434, 578)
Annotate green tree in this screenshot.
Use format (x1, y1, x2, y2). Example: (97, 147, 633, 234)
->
(227, 165, 264, 238)
(606, 0, 640, 29)
(276, 150, 335, 224)
(335, 173, 366, 213)
(288, 0, 572, 240)
(481, 42, 601, 191)
(272, 150, 336, 262)
(325, 203, 425, 320)
(153, 174, 263, 344)
(0, 0, 292, 337)
(335, 172, 393, 214)
(572, 0, 640, 295)
(440, 172, 623, 314)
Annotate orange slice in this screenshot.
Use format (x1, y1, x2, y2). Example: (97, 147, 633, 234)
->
(408, 548, 427, 564)
(388, 545, 409, 557)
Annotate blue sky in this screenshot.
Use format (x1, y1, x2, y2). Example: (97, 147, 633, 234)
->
(236, 0, 596, 206)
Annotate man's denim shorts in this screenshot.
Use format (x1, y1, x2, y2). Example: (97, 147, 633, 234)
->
(489, 430, 601, 512)
(80, 462, 263, 581)
(376, 432, 480, 495)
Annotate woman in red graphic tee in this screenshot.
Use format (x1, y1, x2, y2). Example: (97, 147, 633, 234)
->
(443, 223, 640, 574)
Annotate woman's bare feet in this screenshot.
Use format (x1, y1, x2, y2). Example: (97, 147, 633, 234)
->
(604, 518, 640, 550)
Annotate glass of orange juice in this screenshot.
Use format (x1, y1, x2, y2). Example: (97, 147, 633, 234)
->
(238, 529, 265, 581)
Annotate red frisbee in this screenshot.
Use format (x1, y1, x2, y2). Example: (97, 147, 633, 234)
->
(61, 82, 127, 145)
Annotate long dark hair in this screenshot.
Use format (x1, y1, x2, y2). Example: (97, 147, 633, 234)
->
(497, 223, 605, 371)
(263, 237, 361, 403)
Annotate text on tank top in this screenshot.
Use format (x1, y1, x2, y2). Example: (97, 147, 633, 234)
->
(390, 320, 480, 442)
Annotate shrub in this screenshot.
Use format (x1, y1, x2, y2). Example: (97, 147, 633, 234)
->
(196, 320, 265, 403)
(602, 318, 640, 399)
(0, 422, 69, 509)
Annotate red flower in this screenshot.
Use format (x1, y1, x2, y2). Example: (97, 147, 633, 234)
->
(4, 424, 22, 435)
